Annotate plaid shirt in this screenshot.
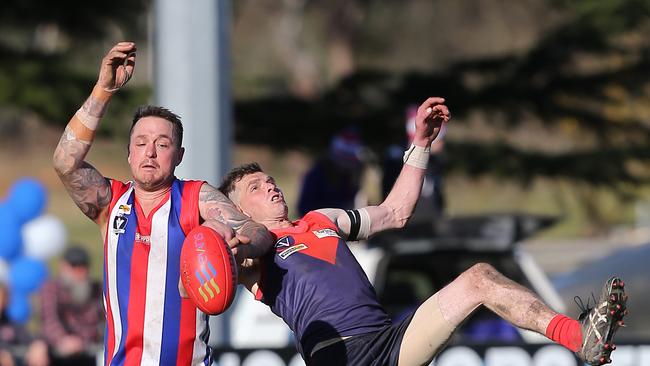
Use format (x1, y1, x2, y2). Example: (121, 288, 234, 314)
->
(38, 278, 104, 348)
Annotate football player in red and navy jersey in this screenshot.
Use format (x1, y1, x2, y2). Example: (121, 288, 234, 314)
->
(220, 98, 627, 366)
(53, 42, 274, 366)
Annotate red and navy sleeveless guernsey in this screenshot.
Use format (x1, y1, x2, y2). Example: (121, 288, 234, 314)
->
(103, 178, 211, 366)
(256, 211, 392, 358)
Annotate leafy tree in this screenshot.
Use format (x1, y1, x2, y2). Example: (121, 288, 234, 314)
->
(231, 0, 650, 233)
(0, 0, 150, 138)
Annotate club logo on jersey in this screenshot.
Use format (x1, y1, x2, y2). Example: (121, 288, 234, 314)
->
(275, 235, 307, 259)
(194, 261, 221, 303)
(279, 244, 308, 259)
(275, 235, 294, 249)
(313, 228, 340, 239)
(118, 204, 131, 215)
(112, 215, 128, 234)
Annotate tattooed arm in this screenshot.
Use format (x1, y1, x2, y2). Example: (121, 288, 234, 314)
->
(53, 86, 114, 224)
(198, 183, 274, 260)
(52, 42, 137, 225)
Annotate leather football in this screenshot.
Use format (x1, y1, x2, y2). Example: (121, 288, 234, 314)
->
(180, 226, 238, 315)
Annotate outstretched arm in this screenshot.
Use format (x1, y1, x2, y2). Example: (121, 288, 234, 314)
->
(198, 183, 274, 261)
(318, 97, 450, 239)
(52, 41, 136, 225)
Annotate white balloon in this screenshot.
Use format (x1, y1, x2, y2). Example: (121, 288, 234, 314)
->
(22, 215, 67, 260)
(0, 258, 9, 284)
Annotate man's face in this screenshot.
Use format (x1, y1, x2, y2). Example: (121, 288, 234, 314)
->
(233, 172, 288, 223)
(61, 262, 89, 283)
(128, 116, 184, 191)
(61, 262, 92, 304)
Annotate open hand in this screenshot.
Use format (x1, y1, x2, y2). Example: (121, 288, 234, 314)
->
(202, 220, 235, 240)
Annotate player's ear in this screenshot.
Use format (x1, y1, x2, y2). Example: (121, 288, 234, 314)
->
(233, 198, 250, 218)
(228, 186, 251, 218)
(237, 202, 250, 217)
(175, 146, 185, 166)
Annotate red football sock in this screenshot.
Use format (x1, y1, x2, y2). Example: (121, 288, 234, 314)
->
(545, 314, 582, 352)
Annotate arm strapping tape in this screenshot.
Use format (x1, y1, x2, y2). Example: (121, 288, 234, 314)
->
(403, 143, 430, 169)
(75, 106, 101, 131)
(344, 208, 371, 241)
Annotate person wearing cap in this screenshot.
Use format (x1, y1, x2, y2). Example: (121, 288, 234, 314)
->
(297, 126, 365, 216)
(36, 246, 103, 366)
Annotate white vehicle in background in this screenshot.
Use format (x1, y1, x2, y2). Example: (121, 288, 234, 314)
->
(209, 214, 649, 366)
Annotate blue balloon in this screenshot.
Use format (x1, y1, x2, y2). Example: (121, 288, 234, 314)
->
(7, 178, 47, 224)
(7, 292, 31, 324)
(9, 257, 48, 293)
(0, 203, 22, 260)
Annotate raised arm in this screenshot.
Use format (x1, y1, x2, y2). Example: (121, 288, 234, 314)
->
(319, 97, 450, 239)
(198, 183, 274, 261)
(52, 42, 136, 225)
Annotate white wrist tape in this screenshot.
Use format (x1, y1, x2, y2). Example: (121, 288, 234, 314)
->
(75, 106, 101, 131)
(403, 143, 430, 169)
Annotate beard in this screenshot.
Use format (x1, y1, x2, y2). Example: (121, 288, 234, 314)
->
(61, 273, 92, 304)
(135, 171, 175, 192)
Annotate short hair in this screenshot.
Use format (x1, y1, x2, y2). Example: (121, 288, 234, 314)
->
(219, 162, 263, 198)
(63, 245, 90, 267)
(129, 105, 183, 151)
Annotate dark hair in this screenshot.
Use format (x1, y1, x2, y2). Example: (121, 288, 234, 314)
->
(219, 162, 263, 197)
(63, 245, 90, 267)
(129, 105, 183, 152)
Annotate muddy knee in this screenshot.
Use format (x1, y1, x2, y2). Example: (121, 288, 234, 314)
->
(435, 265, 498, 326)
(465, 262, 503, 289)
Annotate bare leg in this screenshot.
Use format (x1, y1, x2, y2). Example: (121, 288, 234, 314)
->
(437, 262, 556, 332)
(397, 293, 454, 366)
(398, 262, 557, 366)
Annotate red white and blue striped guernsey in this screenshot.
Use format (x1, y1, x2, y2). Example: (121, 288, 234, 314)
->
(103, 177, 211, 366)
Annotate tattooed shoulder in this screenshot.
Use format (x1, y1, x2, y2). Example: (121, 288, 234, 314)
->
(61, 164, 111, 221)
(199, 183, 249, 229)
(199, 184, 230, 204)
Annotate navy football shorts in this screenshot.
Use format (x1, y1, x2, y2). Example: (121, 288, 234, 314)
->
(308, 311, 416, 366)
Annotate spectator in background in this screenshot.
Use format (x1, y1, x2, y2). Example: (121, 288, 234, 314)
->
(37, 246, 103, 366)
(298, 127, 364, 216)
(0, 283, 48, 366)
